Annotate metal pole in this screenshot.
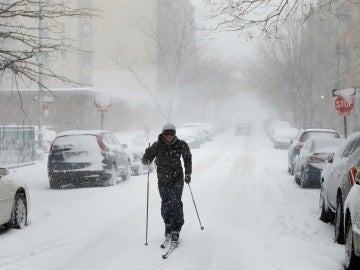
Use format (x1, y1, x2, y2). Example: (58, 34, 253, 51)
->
(344, 115, 348, 138)
(145, 143, 150, 245)
(187, 183, 204, 230)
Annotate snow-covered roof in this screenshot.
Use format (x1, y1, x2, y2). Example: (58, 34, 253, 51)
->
(57, 130, 109, 137)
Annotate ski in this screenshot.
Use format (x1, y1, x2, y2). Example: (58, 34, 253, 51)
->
(162, 241, 178, 259)
(160, 235, 171, 249)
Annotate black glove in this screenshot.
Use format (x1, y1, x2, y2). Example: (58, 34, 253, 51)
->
(142, 147, 151, 165)
(184, 174, 191, 184)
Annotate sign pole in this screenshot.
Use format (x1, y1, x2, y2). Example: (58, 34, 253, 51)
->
(344, 115, 347, 138)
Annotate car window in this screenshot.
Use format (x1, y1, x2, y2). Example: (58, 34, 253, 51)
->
(302, 141, 311, 152)
(349, 137, 360, 155)
(300, 131, 339, 142)
(333, 138, 351, 161)
(102, 133, 119, 146)
(342, 138, 358, 158)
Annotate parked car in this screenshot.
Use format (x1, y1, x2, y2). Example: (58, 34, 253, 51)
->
(288, 128, 340, 175)
(319, 132, 360, 244)
(235, 120, 253, 135)
(267, 120, 291, 138)
(47, 130, 131, 189)
(176, 127, 201, 149)
(0, 167, 29, 229)
(293, 138, 343, 187)
(181, 122, 212, 142)
(272, 127, 298, 149)
(344, 170, 360, 269)
(115, 134, 153, 176)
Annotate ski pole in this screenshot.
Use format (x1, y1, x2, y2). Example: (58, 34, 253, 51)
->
(145, 144, 150, 245)
(187, 183, 204, 230)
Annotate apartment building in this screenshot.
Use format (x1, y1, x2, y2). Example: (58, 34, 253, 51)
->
(0, 0, 196, 131)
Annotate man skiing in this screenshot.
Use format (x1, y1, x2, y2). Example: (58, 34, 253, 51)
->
(142, 122, 192, 248)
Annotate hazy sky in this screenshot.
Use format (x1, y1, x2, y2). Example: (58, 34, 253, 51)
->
(190, 0, 258, 62)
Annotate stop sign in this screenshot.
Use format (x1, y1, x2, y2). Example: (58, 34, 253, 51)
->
(335, 96, 354, 115)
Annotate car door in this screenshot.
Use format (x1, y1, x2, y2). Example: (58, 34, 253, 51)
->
(104, 133, 128, 168)
(0, 177, 12, 225)
(342, 137, 360, 203)
(328, 137, 358, 210)
(295, 140, 311, 178)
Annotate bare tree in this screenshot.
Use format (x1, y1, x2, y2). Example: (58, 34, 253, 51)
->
(204, 0, 336, 36)
(0, 0, 96, 90)
(112, 0, 199, 121)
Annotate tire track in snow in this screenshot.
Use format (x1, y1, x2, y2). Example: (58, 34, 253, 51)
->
(0, 237, 71, 268)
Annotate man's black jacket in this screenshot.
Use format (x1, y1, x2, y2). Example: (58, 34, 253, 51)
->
(142, 134, 192, 182)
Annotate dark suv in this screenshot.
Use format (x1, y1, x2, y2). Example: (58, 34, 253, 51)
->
(288, 128, 340, 175)
(47, 130, 131, 189)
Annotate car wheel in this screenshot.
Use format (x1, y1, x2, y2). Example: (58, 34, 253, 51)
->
(49, 176, 60, 189)
(300, 169, 306, 188)
(335, 196, 345, 244)
(294, 173, 300, 185)
(108, 165, 117, 186)
(345, 221, 360, 269)
(319, 183, 331, 223)
(290, 163, 294, 175)
(11, 193, 27, 229)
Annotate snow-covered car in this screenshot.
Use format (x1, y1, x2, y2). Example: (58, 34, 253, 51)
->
(288, 128, 340, 175)
(115, 134, 154, 176)
(293, 137, 343, 187)
(47, 130, 131, 189)
(235, 120, 253, 135)
(176, 127, 201, 149)
(181, 122, 213, 142)
(344, 170, 360, 270)
(272, 127, 298, 149)
(0, 167, 29, 229)
(319, 132, 360, 244)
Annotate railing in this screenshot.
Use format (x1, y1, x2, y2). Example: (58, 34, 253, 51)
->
(0, 126, 36, 166)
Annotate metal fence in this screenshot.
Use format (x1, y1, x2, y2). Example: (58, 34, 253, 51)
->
(0, 126, 35, 166)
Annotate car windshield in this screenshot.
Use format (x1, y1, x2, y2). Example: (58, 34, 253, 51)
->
(301, 131, 339, 142)
(53, 135, 100, 152)
(312, 139, 342, 152)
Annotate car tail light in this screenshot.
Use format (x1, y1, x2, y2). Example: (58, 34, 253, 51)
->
(49, 142, 54, 153)
(349, 167, 357, 186)
(96, 135, 107, 153)
(295, 142, 303, 150)
(308, 155, 325, 163)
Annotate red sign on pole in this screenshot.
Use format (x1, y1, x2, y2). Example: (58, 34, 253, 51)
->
(335, 96, 354, 115)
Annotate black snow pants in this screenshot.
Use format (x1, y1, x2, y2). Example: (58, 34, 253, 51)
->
(158, 178, 184, 233)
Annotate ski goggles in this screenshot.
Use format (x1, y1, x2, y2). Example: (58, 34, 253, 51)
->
(163, 130, 176, 136)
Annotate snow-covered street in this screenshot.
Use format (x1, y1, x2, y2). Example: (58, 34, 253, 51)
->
(0, 124, 345, 270)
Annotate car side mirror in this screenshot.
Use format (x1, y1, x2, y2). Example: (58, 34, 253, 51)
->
(0, 167, 9, 177)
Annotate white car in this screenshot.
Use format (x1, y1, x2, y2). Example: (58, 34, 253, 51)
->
(0, 168, 29, 229)
(344, 171, 360, 269)
(272, 127, 298, 149)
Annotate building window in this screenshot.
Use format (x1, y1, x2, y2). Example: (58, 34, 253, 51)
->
(82, 51, 92, 68)
(82, 23, 92, 40)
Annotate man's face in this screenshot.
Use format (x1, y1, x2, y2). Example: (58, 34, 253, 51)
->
(163, 130, 175, 142)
